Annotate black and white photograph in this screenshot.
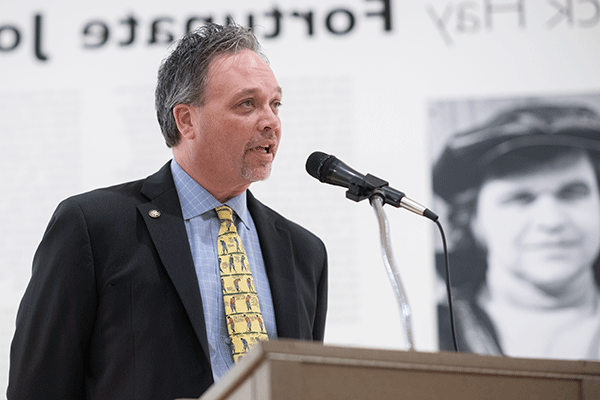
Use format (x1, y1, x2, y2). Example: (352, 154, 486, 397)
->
(431, 94, 600, 360)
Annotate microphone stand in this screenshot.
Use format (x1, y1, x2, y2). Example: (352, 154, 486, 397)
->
(343, 174, 416, 351)
(370, 193, 415, 351)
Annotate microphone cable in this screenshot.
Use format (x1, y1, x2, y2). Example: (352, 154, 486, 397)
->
(434, 219, 460, 353)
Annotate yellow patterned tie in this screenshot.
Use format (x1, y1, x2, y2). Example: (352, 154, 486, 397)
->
(215, 205, 268, 362)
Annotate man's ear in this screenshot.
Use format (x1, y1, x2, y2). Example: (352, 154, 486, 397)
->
(173, 104, 196, 140)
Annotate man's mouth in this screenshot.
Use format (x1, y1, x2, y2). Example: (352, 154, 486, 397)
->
(525, 240, 580, 249)
(251, 145, 273, 154)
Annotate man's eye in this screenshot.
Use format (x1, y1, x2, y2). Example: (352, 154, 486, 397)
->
(502, 192, 536, 205)
(240, 99, 254, 107)
(558, 182, 591, 201)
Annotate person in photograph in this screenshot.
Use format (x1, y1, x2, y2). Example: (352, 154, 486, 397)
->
(8, 23, 328, 399)
(434, 103, 600, 360)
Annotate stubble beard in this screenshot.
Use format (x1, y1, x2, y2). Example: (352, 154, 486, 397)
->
(241, 160, 273, 183)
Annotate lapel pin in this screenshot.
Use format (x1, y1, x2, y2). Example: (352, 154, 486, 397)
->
(148, 209, 161, 219)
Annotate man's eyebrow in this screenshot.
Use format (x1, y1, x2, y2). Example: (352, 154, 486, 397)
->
(235, 87, 283, 97)
(559, 180, 591, 191)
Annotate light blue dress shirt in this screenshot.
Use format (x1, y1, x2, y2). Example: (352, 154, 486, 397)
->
(171, 160, 277, 381)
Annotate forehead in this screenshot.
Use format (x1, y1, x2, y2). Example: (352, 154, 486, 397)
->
(204, 50, 280, 96)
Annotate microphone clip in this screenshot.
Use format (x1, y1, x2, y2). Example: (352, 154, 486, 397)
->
(346, 173, 392, 204)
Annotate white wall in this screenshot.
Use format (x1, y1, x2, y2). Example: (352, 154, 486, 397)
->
(2, 0, 599, 396)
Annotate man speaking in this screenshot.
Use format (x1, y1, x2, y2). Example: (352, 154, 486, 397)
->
(8, 23, 328, 399)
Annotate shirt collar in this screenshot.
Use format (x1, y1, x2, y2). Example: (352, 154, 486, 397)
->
(171, 159, 250, 230)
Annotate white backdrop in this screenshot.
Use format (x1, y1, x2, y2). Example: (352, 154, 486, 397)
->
(2, 0, 600, 396)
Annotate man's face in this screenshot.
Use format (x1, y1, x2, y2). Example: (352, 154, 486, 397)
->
(471, 150, 600, 293)
(187, 49, 282, 195)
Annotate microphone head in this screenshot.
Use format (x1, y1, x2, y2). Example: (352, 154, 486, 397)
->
(305, 151, 331, 180)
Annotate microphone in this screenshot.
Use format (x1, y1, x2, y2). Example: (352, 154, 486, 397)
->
(305, 151, 438, 221)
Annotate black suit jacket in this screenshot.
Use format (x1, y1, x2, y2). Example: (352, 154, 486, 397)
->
(8, 162, 328, 400)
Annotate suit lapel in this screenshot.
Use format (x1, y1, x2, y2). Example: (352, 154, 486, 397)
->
(138, 162, 210, 359)
(247, 191, 300, 339)
(136, 165, 298, 356)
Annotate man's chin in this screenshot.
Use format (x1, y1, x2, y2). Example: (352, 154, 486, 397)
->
(241, 165, 272, 183)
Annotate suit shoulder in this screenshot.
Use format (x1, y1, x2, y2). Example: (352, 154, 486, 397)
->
(50, 178, 155, 230)
(61, 179, 145, 210)
(62, 162, 174, 211)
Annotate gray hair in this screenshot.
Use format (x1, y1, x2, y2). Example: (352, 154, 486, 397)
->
(155, 23, 266, 148)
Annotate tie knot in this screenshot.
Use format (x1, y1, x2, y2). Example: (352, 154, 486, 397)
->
(215, 205, 234, 222)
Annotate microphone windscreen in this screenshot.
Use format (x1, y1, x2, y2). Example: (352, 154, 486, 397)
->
(305, 151, 329, 180)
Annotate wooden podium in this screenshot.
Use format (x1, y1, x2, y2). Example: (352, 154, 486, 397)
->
(185, 339, 600, 400)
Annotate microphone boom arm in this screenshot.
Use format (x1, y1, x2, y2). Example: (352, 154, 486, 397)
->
(370, 192, 415, 351)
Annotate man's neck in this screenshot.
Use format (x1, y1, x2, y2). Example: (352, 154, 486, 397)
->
(173, 153, 250, 203)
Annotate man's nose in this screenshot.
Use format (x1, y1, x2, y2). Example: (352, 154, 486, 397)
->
(531, 194, 570, 231)
(258, 105, 281, 133)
